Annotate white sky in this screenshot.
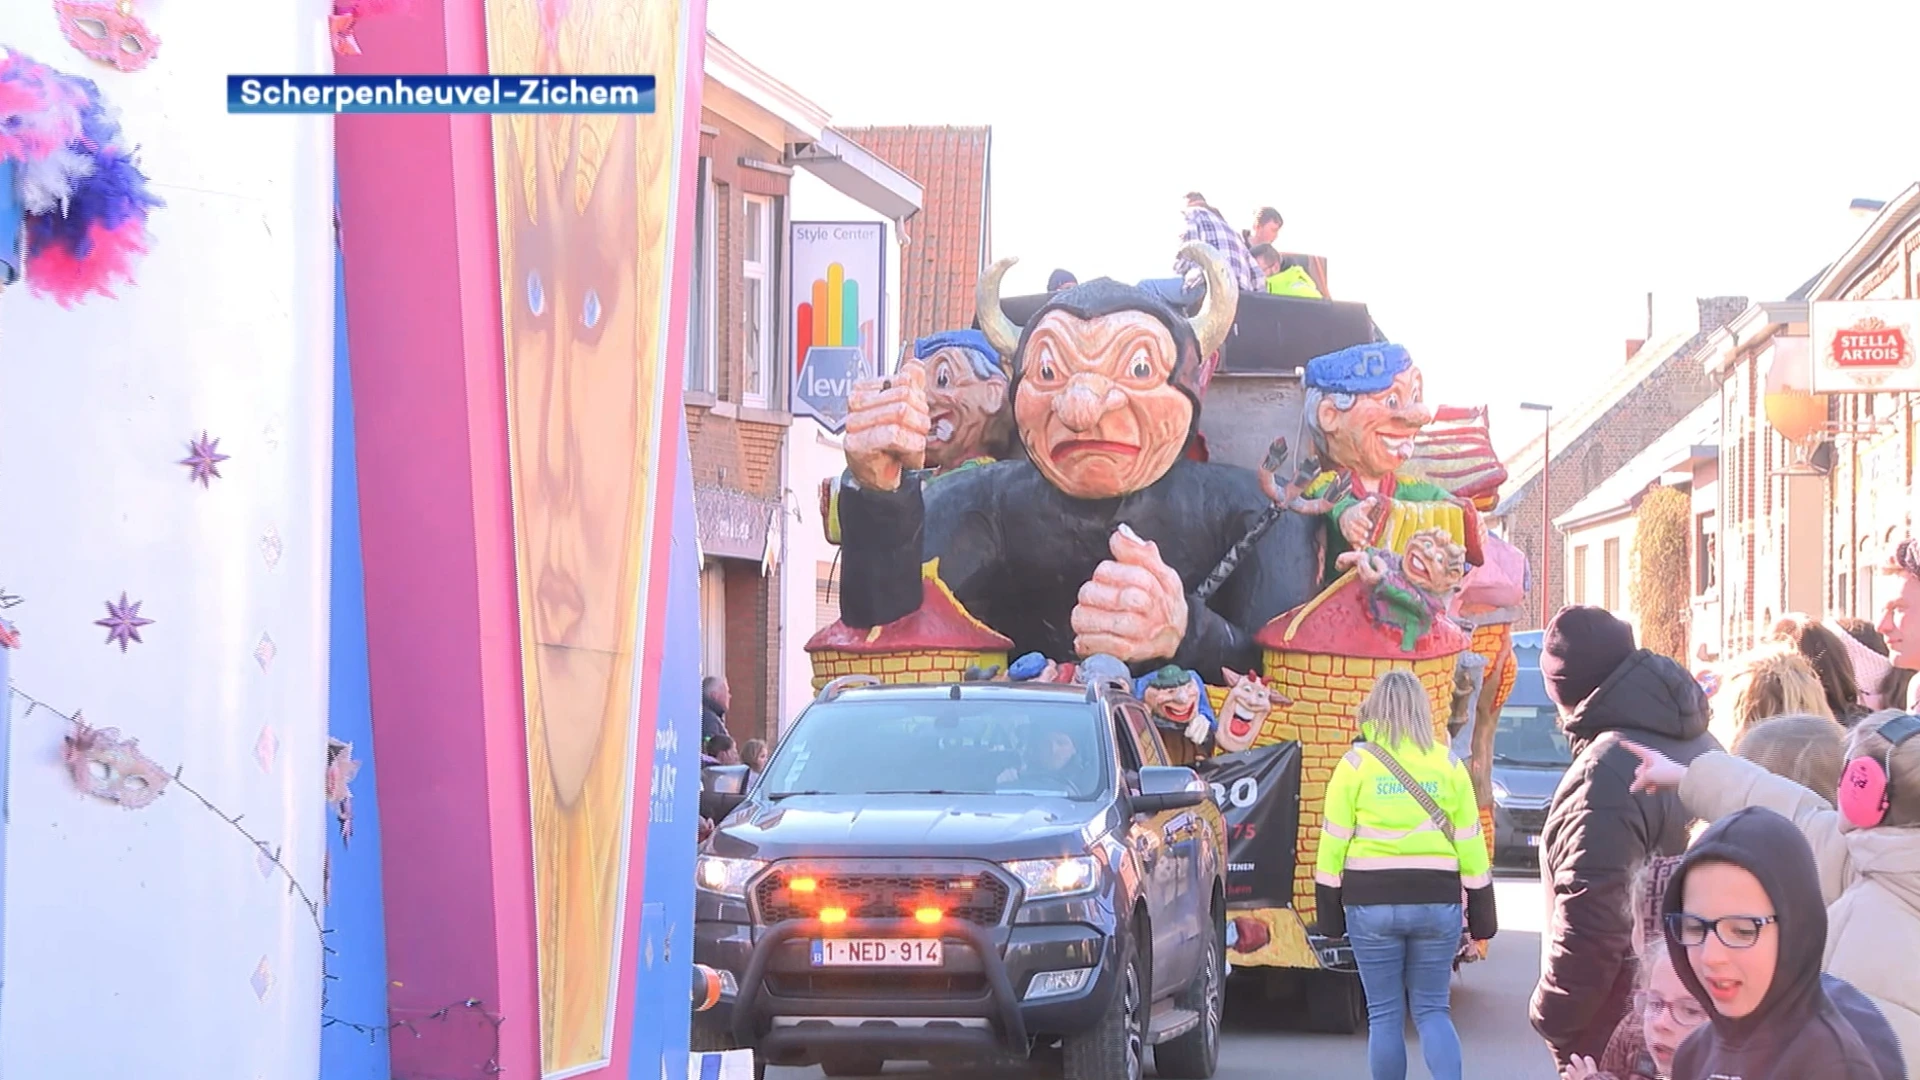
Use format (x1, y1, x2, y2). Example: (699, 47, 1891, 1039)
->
(707, 0, 1920, 453)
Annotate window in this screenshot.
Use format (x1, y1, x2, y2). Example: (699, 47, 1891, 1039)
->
(684, 158, 717, 395)
(740, 194, 776, 408)
(1603, 537, 1621, 611)
(760, 698, 1108, 800)
(1119, 702, 1170, 769)
(1572, 545, 1590, 605)
(699, 560, 726, 681)
(1695, 512, 1717, 595)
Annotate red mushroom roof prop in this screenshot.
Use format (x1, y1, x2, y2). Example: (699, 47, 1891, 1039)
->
(1256, 570, 1469, 661)
(806, 559, 1013, 655)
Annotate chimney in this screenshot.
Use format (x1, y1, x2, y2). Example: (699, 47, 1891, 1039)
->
(1625, 339, 1646, 361)
(1697, 296, 1750, 336)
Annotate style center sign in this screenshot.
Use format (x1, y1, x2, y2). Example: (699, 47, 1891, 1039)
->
(790, 221, 887, 433)
(1811, 299, 1920, 393)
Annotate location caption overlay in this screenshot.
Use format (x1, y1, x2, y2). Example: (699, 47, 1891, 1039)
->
(228, 75, 656, 114)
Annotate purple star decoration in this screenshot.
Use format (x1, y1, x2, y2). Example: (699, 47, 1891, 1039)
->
(96, 592, 153, 651)
(180, 431, 230, 487)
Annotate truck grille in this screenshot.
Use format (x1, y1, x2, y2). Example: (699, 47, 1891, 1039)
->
(1505, 807, 1548, 835)
(754, 871, 1011, 927)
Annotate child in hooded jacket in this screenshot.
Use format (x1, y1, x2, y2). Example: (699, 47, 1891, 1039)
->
(1659, 807, 1901, 1080)
(1627, 711, 1920, 1074)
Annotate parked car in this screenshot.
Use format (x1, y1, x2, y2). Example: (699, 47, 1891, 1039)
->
(1483, 630, 1573, 862)
(694, 674, 1229, 1080)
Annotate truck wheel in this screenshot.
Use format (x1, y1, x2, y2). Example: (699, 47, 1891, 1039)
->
(690, 1024, 766, 1080)
(1153, 910, 1223, 1078)
(1304, 969, 1368, 1034)
(1064, 933, 1146, 1080)
(819, 1053, 886, 1076)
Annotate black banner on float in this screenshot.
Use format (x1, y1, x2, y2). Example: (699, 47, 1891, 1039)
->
(1196, 740, 1302, 908)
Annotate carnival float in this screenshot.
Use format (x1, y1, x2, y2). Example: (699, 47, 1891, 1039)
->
(807, 243, 1530, 1029)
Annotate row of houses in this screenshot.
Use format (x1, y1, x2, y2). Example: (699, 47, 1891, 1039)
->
(1495, 185, 1920, 667)
(682, 36, 991, 746)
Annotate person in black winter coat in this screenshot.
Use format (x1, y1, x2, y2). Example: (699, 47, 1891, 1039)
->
(1663, 806, 1904, 1080)
(1530, 607, 1722, 1070)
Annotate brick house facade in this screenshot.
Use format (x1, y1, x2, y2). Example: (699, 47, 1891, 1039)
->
(1491, 296, 1747, 630)
(685, 95, 797, 748)
(1707, 184, 1920, 662)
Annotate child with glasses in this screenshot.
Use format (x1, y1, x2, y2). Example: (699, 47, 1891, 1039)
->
(1649, 807, 1898, 1079)
(1626, 712, 1920, 1075)
(1563, 854, 1708, 1080)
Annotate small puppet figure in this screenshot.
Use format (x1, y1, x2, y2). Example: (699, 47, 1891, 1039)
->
(1008, 651, 1060, 683)
(1137, 664, 1217, 748)
(1215, 667, 1290, 754)
(1336, 526, 1469, 652)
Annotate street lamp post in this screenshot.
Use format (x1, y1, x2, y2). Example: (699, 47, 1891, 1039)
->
(1521, 403, 1554, 628)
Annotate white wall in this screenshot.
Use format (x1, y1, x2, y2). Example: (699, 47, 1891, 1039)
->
(0, 6, 333, 1077)
(1563, 514, 1639, 632)
(778, 170, 901, 734)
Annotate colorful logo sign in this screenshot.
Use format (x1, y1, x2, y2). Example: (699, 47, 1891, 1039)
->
(791, 222, 886, 432)
(1811, 299, 1920, 393)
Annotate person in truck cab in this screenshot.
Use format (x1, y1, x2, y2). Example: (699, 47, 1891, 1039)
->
(997, 716, 1093, 795)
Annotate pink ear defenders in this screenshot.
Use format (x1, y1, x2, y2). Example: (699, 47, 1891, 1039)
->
(1839, 713, 1920, 828)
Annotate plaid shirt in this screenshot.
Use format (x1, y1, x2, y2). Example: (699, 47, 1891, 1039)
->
(1175, 204, 1264, 293)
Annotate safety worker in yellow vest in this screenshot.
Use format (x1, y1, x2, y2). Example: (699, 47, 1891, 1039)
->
(1313, 670, 1497, 1080)
(1251, 243, 1324, 298)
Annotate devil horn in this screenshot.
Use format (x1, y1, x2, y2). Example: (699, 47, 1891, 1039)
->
(975, 256, 1023, 364)
(1178, 241, 1240, 359)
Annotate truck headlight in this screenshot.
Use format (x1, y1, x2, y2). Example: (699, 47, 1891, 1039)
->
(696, 855, 765, 898)
(1491, 779, 1510, 803)
(1004, 856, 1101, 900)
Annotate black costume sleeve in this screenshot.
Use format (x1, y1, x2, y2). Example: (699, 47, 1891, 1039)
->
(1171, 489, 1321, 683)
(836, 469, 1007, 629)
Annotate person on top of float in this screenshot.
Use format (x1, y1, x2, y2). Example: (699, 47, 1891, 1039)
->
(832, 244, 1321, 682)
(1298, 343, 1484, 581)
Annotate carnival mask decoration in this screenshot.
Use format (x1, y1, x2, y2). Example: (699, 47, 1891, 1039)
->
(55, 0, 160, 73)
(63, 714, 169, 809)
(1307, 344, 1433, 489)
(911, 330, 1012, 472)
(1142, 665, 1211, 747)
(1216, 667, 1289, 754)
(975, 243, 1237, 501)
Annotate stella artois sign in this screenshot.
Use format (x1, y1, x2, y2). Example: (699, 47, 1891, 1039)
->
(1811, 299, 1920, 393)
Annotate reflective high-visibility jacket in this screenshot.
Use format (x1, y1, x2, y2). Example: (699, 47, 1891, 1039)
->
(1313, 722, 1493, 934)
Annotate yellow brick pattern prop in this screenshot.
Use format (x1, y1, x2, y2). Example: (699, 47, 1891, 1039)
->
(1261, 648, 1458, 924)
(1468, 622, 1517, 865)
(809, 647, 1010, 689)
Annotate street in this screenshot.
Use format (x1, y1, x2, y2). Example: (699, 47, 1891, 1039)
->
(771, 871, 1555, 1079)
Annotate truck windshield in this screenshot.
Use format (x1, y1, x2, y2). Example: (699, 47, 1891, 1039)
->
(762, 698, 1109, 801)
(1493, 705, 1574, 767)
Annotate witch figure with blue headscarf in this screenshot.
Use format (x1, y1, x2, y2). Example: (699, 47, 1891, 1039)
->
(821, 329, 1014, 544)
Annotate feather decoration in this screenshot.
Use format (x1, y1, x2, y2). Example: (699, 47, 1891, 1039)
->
(0, 51, 161, 306)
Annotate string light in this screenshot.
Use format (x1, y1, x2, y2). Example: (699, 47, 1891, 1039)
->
(8, 684, 506, 1072)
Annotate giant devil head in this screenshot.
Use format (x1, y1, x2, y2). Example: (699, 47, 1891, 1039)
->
(976, 242, 1239, 500)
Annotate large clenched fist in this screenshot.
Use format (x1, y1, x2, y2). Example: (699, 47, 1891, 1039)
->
(1072, 524, 1190, 663)
(843, 361, 929, 492)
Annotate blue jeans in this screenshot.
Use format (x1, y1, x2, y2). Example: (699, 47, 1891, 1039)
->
(1347, 902, 1463, 1080)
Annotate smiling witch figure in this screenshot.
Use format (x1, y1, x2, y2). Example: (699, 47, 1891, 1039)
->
(1657, 807, 1902, 1080)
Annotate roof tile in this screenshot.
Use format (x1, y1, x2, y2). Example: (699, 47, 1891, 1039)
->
(838, 125, 992, 344)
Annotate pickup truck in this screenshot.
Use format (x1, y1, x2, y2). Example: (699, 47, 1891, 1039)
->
(693, 675, 1229, 1080)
